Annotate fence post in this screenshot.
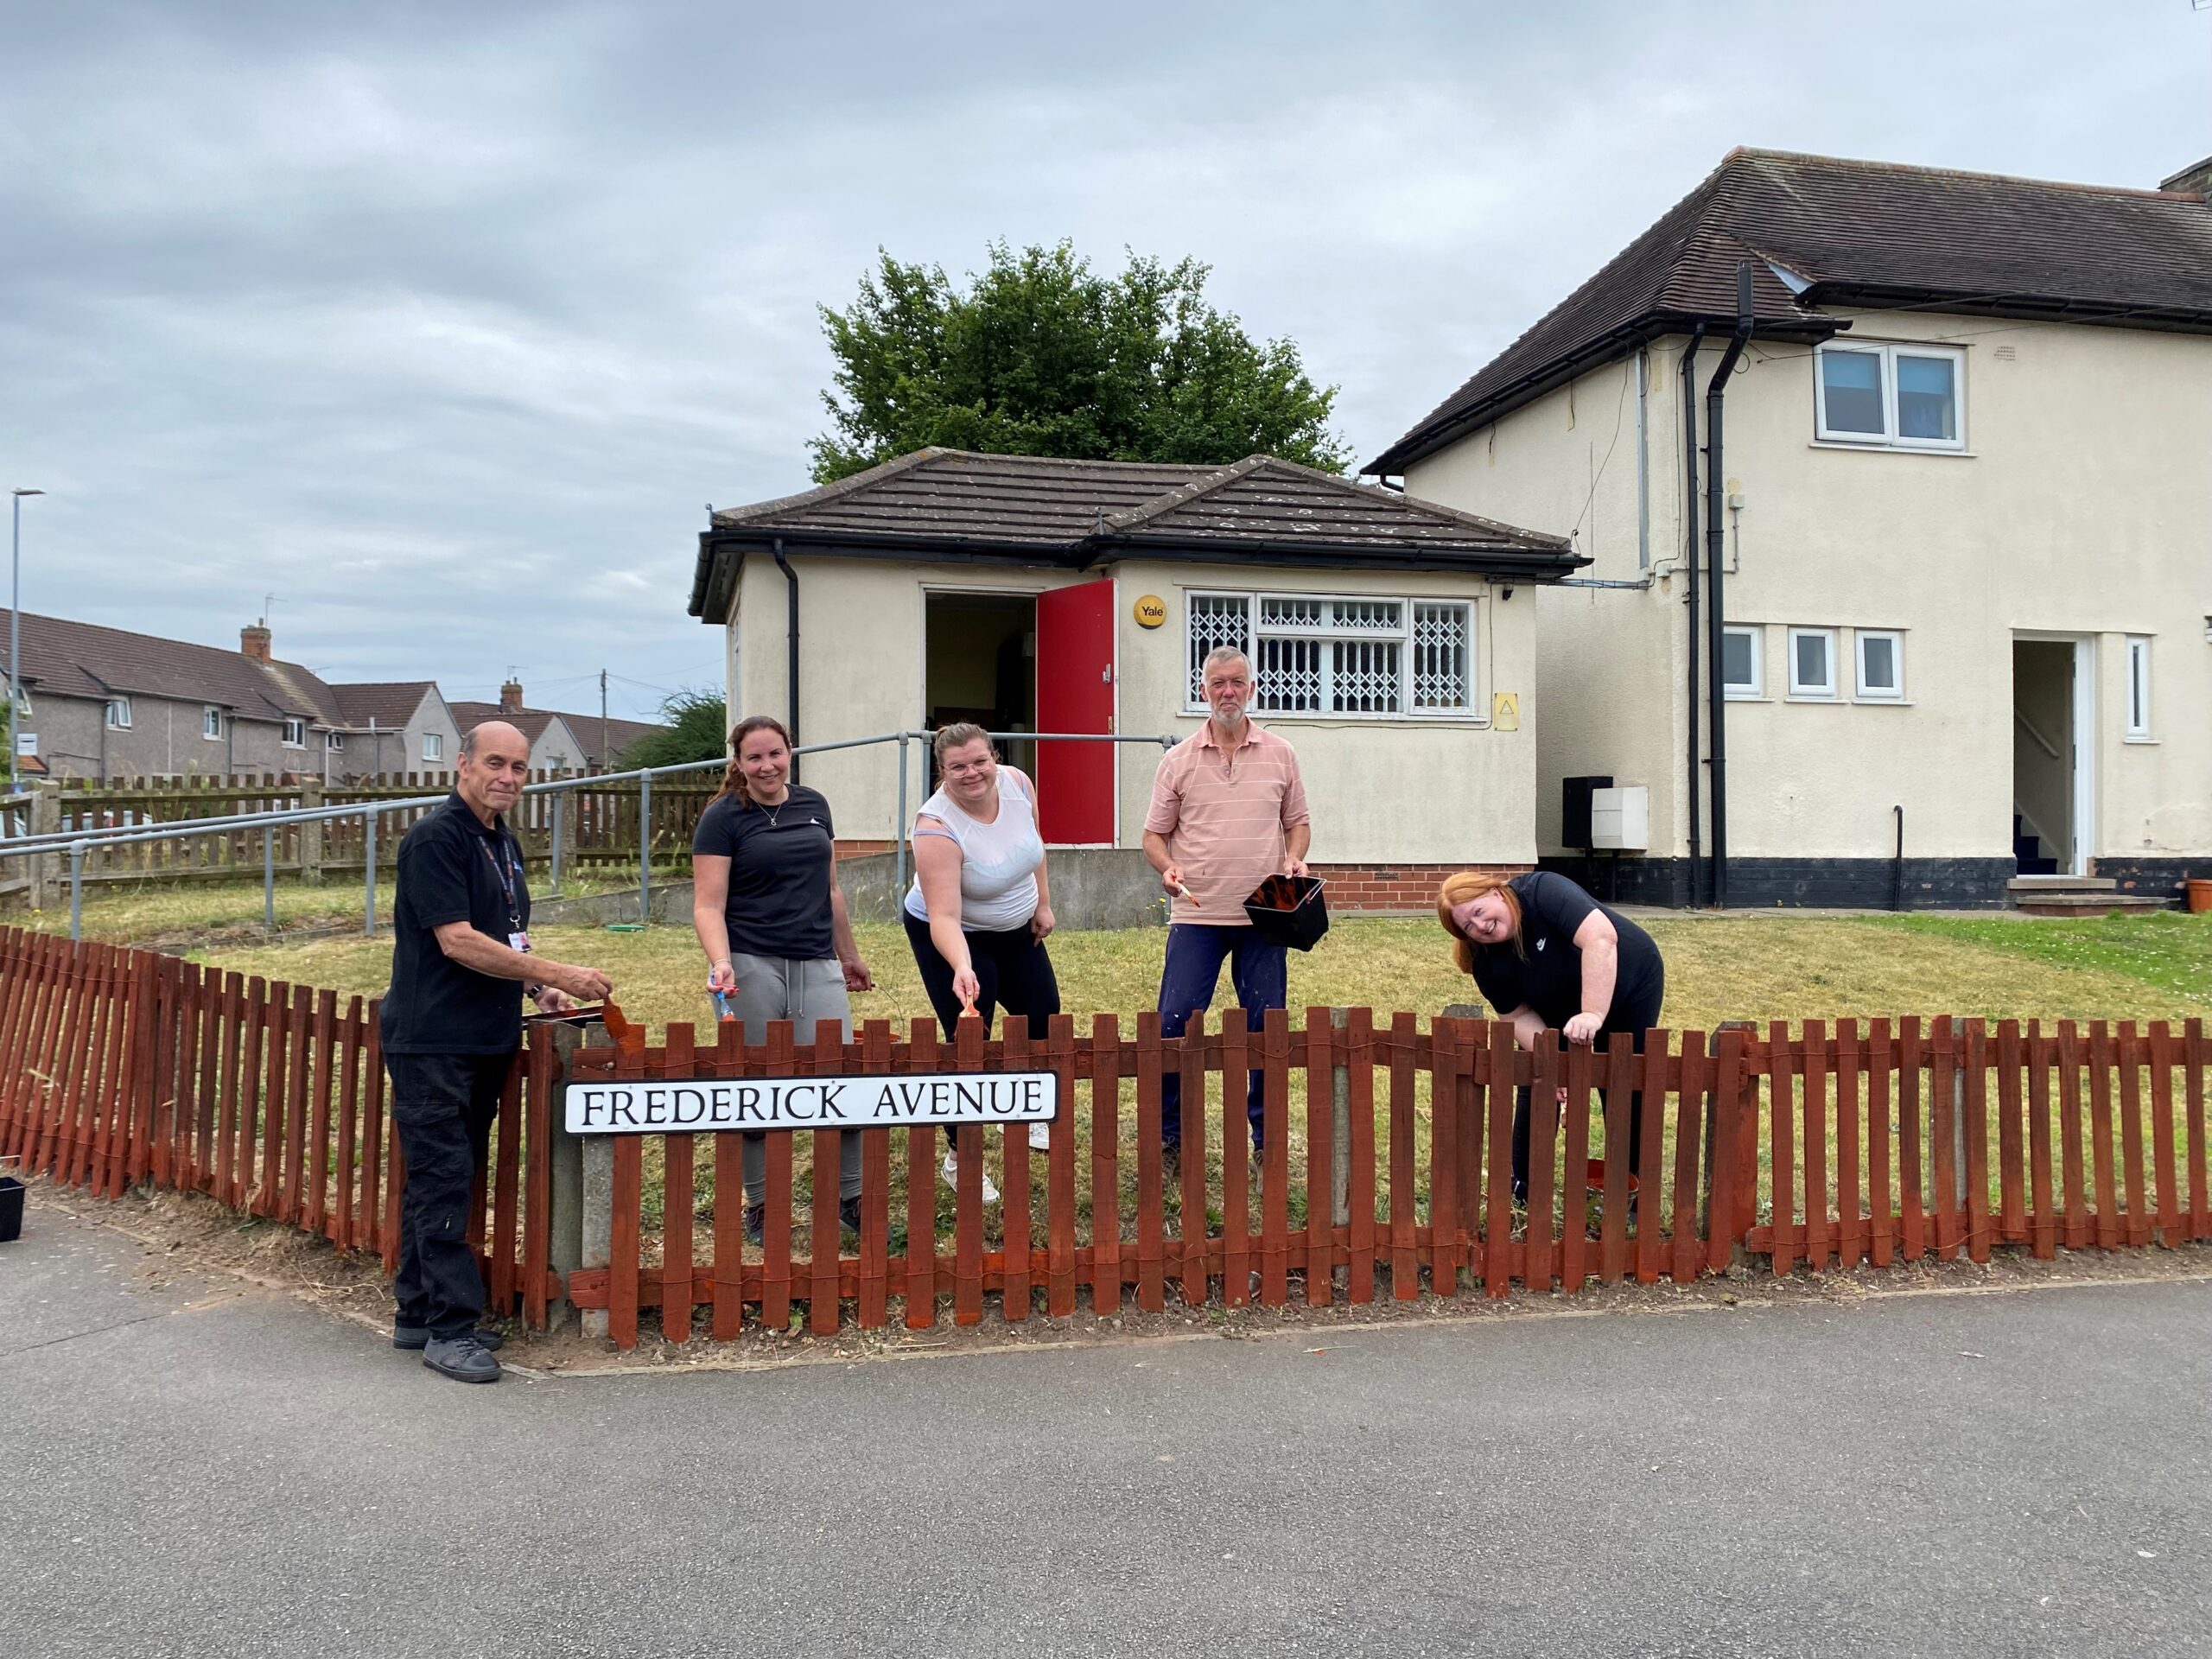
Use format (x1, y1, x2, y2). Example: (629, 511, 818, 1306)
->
(27, 780, 57, 910)
(263, 823, 276, 930)
(362, 809, 377, 936)
(638, 771, 652, 924)
(1330, 1006, 1352, 1226)
(550, 790, 565, 897)
(68, 840, 85, 940)
(543, 1016, 603, 1332)
(298, 779, 325, 886)
(894, 734, 910, 895)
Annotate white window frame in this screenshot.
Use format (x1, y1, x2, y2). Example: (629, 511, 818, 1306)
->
(1786, 627, 1840, 701)
(1182, 589, 1478, 721)
(282, 716, 308, 748)
(1814, 341, 1967, 451)
(105, 696, 133, 729)
(1721, 624, 1764, 700)
(1853, 629, 1906, 702)
(325, 730, 345, 754)
(423, 732, 444, 763)
(2125, 636, 2152, 740)
(202, 705, 225, 741)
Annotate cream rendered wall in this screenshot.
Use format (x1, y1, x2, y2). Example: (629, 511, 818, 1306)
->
(1405, 351, 1689, 857)
(1408, 316, 2212, 865)
(727, 554, 1090, 843)
(723, 551, 1541, 861)
(1104, 560, 1536, 864)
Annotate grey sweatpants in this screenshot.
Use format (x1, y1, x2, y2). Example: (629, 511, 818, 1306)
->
(720, 953, 861, 1205)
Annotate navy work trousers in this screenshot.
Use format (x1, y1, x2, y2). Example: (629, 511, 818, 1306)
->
(385, 1050, 512, 1338)
(1156, 923, 1287, 1149)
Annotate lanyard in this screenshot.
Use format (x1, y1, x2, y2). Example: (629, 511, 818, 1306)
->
(480, 832, 523, 929)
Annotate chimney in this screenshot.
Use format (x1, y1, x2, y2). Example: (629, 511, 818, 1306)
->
(499, 677, 524, 715)
(241, 623, 272, 664)
(2158, 156, 2212, 198)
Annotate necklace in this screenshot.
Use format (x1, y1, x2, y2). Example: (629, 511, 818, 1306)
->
(758, 789, 791, 828)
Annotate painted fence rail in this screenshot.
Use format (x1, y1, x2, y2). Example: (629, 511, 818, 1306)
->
(3, 927, 2207, 1354)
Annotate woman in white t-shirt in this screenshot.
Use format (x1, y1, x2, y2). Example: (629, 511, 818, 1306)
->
(903, 723, 1059, 1193)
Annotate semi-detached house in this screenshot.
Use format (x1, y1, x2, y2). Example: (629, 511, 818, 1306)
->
(1371, 148, 2212, 910)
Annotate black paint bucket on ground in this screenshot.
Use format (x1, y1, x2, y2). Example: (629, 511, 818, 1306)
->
(0, 1170, 23, 1244)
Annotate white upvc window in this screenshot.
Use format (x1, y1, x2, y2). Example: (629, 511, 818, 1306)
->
(1185, 590, 1475, 718)
(282, 716, 308, 748)
(105, 696, 133, 729)
(325, 731, 345, 753)
(1815, 341, 1967, 450)
(2125, 636, 2152, 739)
(1721, 625, 1764, 699)
(1787, 627, 1839, 700)
(1854, 630, 1906, 702)
(423, 732, 444, 762)
(202, 706, 225, 740)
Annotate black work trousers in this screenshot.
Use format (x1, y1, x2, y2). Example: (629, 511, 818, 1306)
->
(385, 1049, 512, 1338)
(1511, 976, 1666, 1197)
(904, 912, 1060, 1146)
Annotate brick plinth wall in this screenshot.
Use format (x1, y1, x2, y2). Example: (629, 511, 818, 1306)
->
(1312, 862, 1532, 914)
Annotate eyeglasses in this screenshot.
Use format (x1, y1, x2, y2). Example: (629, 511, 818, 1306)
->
(944, 759, 994, 778)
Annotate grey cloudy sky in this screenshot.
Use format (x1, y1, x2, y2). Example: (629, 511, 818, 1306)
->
(5, 1, 2206, 723)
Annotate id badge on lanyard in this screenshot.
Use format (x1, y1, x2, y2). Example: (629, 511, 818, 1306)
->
(483, 836, 530, 955)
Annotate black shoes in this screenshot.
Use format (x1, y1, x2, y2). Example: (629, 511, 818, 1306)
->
(839, 1196, 862, 1234)
(421, 1334, 502, 1384)
(393, 1324, 505, 1352)
(743, 1202, 766, 1245)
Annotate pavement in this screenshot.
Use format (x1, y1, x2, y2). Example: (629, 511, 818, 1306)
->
(2, 1195, 2208, 1658)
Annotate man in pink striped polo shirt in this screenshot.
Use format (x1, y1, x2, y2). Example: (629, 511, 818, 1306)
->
(1143, 645, 1311, 1160)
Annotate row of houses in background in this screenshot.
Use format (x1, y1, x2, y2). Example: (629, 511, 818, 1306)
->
(0, 612, 664, 783)
(690, 146, 2212, 912)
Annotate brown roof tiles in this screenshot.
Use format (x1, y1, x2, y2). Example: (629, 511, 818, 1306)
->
(1370, 148, 2212, 474)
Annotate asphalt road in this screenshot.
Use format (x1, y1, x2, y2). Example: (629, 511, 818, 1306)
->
(2, 1199, 2207, 1658)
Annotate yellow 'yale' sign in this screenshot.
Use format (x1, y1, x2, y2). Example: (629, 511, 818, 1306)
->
(1133, 594, 1167, 629)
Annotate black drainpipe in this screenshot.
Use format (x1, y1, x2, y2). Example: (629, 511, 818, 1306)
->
(1679, 321, 1706, 908)
(1892, 805, 1906, 912)
(772, 537, 799, 782)
(1705, 264, 1754, 912)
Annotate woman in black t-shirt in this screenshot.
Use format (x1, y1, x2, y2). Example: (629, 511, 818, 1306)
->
(691, 715, 874, 1244)
(1437, 869, 1666, 1200)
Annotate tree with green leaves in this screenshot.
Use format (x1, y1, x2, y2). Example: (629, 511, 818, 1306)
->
(619, 687, 728, 772)
(810, 241, 1349, 482)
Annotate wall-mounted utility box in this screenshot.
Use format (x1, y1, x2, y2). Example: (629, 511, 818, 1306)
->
(1590, 785, 1649, 851)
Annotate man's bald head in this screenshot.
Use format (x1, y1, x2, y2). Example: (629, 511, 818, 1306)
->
(461, 721, 529, 764)
(456, 721, 531, 823)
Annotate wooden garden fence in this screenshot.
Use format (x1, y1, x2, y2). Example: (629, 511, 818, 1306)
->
(3, 925, 2206, 1354)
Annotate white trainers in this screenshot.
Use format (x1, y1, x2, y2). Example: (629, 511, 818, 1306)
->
(940, 1150, 1000, 1205)
(1028, 1121, 1052, 1151)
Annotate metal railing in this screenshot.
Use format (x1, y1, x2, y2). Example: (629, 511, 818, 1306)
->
(0, 730, 1179, 939)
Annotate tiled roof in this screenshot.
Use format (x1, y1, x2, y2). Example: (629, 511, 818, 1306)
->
(1370, 148, 2212, 473)
(0, 608, 339, 724)
(529, 711, 664, 769)
(692, 449, 1577, 619)
(448, 702, 571, 753)
(331, 682, 438, 730)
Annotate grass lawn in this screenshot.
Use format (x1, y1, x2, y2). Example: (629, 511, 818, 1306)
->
(125, 906, 2209, 1039)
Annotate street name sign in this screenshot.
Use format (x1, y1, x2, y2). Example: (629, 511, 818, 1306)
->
(567, 1071, 1058, 1135)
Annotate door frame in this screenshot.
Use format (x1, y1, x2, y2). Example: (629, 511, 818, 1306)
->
(2013, 631, 2095, 877)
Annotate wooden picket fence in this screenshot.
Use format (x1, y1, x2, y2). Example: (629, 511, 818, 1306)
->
(3, 926, 2207, 1353)
(11, 772, 716, 888)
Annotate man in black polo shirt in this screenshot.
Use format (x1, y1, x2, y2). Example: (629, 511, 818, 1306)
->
(383, 720, 612, 1383)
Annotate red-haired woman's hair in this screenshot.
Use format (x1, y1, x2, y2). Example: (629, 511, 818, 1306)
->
(1435, 870, 1523, 974)
(714, 715, 794, 809)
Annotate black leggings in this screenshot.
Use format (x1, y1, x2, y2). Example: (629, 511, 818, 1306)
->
(904, 912, 1062, 1145)
(1511, 976, 1665, 1196)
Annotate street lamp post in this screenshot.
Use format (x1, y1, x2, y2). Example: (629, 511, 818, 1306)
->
(8, 489, 43, 794)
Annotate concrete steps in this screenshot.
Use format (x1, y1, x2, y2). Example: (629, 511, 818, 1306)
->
(2007, 875, 2171, 917)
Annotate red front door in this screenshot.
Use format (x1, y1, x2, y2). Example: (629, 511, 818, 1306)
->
(1034, 579, 1116, 844)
